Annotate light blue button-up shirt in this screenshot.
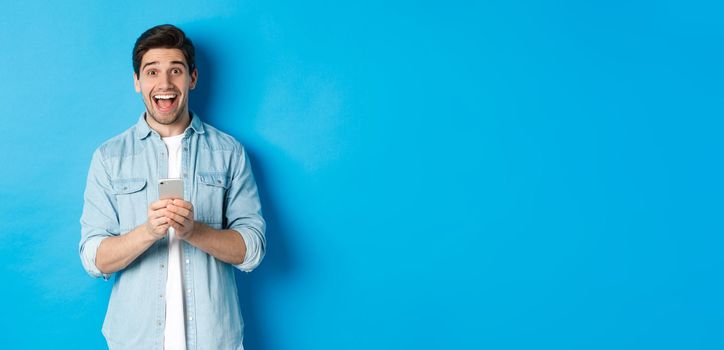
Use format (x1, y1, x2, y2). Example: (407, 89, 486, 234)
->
(79, 112, 266, 350)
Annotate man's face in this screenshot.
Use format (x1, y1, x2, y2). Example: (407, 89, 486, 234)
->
(134, 48, 197, 126)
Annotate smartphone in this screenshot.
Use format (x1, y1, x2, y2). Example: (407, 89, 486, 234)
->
(159, 178, 184, 200)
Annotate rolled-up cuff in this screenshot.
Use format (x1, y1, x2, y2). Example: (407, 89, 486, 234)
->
(80, 235, 112, 280)
(232, 228, 264, 272)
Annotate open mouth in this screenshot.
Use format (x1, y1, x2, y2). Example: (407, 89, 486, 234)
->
(152, 93, 178, 113)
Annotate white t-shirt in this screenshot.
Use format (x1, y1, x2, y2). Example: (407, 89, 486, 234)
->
(162, 133, 186, 350)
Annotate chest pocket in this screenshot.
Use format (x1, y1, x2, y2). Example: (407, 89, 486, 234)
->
(196, 172, 230, 226)
(111, 179, 148, 232)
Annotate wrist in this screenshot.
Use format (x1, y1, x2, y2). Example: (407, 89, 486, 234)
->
(185, 221, 204, 242)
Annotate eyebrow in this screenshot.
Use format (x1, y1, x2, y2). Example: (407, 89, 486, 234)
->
(142, 61, 158, 70)
(142, 60, 188, 70)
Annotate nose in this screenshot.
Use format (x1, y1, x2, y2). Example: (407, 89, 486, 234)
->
(158, 71, 174, 89)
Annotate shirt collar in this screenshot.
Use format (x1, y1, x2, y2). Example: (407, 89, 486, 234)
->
(135, 110, 206, 140)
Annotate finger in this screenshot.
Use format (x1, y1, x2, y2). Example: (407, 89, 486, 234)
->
(149, 199, 171, 210)
(166, 212, 189, 227)
(148, 208, 169, 220)
(168, 219, 187, 233)
(155, 224, 170, 235)
(148, 208, 170, 220)
(172, 199, 193, 210)
(169, 221, 182, 232)
(167, 205, 192, 220)
(150, 216, 169, 228)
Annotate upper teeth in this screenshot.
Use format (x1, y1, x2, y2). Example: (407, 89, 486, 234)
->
(154, 95, 175, 99)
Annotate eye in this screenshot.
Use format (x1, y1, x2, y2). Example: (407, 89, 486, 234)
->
(146, 69, 157, 76)
(172, 68, 182, 75)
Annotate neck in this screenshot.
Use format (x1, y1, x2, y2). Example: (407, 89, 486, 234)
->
(146, 109, 191, 138)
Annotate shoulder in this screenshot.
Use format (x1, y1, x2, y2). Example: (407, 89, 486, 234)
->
(199, 122, 245, 154)
(95, 125, 142, 162)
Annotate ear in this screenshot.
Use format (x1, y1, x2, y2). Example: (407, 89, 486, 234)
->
(134, 73, 141, 93)
(189, 68, 198, 90)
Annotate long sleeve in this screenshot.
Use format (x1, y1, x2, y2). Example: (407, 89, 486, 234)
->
(226, 144, 266, 272)
(79, 149, 119, 280)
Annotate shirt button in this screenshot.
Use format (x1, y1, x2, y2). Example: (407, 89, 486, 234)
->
(159, 294, 163, 298)
(187, 289, 191, 293)
(185, 259, 190, 264)
(157, 321, 162, 326)
(188, 316, 193, 321)
(160, 264, 165, 268)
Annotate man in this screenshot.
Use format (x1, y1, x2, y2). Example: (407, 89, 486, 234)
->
(79, 24, 266, 350)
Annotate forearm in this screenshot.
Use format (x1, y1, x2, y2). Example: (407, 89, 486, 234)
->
(96, 224, 158, 274)
(185, 222, 246, 265)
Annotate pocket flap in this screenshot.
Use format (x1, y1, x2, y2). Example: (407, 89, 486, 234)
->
(198, 172, 230, 189)
(112, 179, 147, 194)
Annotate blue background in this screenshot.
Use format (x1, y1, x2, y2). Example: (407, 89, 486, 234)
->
(1, 1, 723, 349)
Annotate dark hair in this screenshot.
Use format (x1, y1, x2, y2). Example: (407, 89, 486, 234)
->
(132, 24, 195, 76)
